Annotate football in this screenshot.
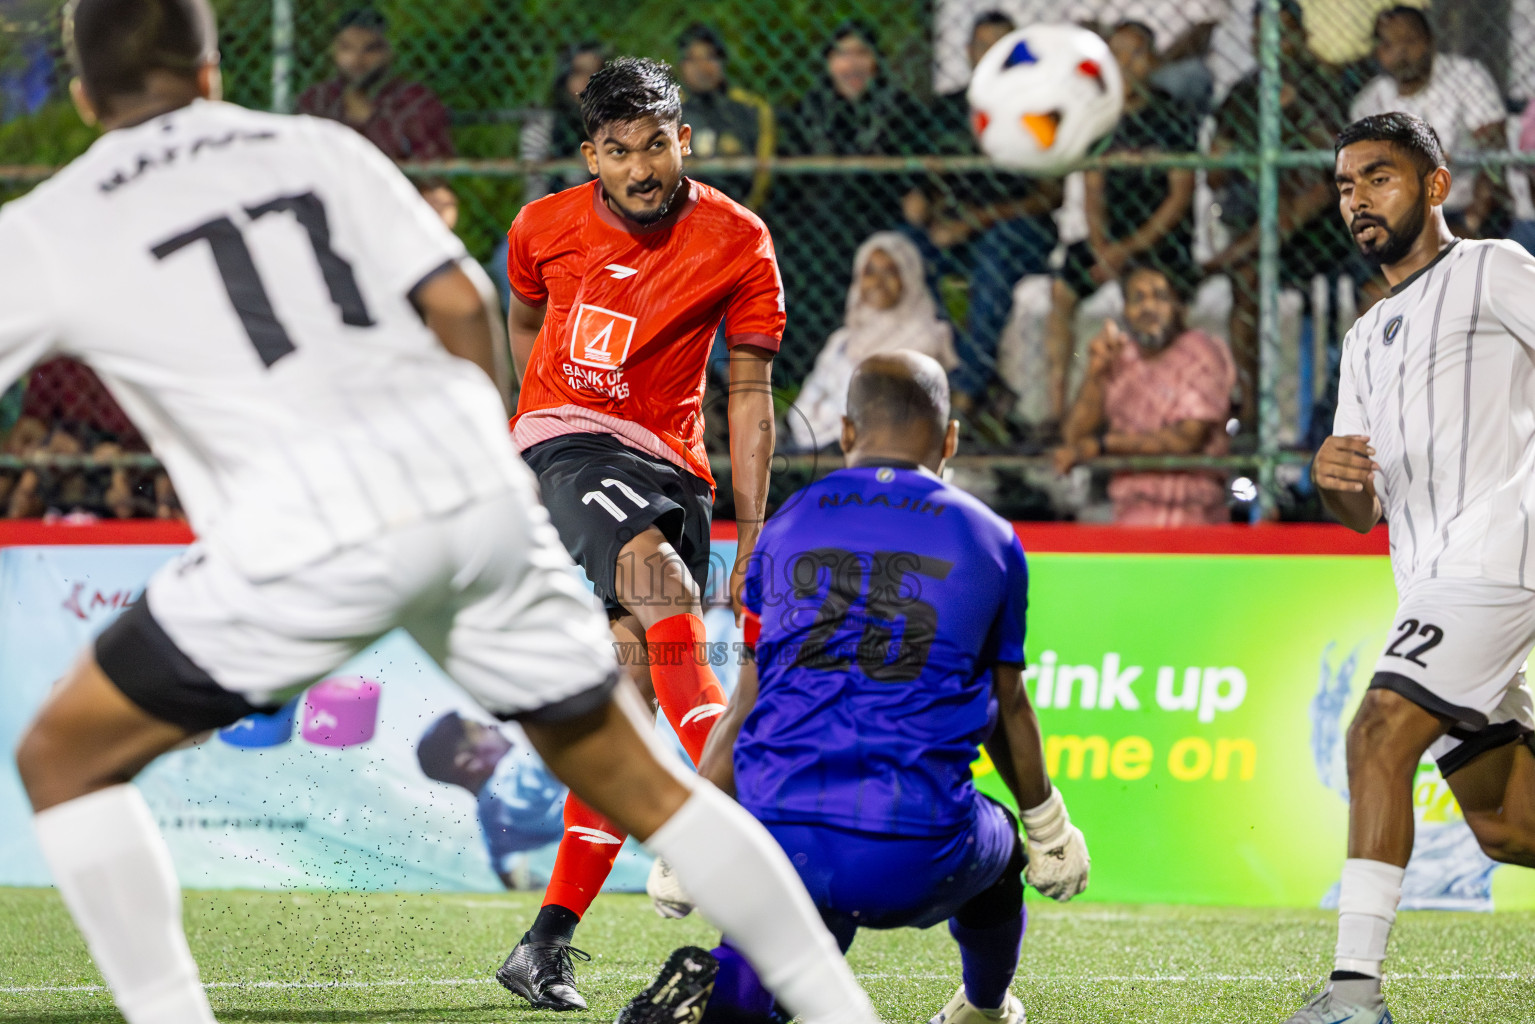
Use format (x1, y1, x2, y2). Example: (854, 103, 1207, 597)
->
(966, 23, 1124, 173)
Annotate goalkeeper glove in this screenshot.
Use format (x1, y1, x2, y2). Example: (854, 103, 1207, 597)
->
(1020, 787, 1090, 901)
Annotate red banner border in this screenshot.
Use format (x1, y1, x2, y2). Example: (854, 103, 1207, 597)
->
(0, 521, 1388, 556)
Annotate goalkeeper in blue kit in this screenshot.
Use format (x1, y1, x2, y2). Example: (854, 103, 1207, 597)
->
(627, 352, 1090, 1024)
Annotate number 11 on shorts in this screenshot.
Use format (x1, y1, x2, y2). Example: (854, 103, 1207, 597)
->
(582, 478, 651, 522)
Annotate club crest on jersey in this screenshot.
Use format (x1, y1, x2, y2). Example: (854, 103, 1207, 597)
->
(570, 304, 637, 370)
(1383, 316, 1402, 345)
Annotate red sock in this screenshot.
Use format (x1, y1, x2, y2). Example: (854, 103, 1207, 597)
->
(646, 613, 728, 764)
(541, 796, 625, 917)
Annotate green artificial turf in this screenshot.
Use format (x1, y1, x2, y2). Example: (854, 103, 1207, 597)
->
(1, 889, 1531, 1023)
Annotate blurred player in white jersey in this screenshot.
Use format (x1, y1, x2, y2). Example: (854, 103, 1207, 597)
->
(5, 5, 878, 1024)
(1291, 112, 1535, 1024)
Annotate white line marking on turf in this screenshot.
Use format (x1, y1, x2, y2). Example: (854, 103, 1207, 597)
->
(5, 971, 1532, 995)
(1, 978, 501, 994)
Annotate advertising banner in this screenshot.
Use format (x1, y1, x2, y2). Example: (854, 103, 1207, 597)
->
(982, 553, 1535, 910)
(0, 543, 740, 893)
(2, 531, 1531, 909)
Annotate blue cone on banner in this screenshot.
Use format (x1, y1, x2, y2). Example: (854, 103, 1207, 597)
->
(218, 696, 300, 748)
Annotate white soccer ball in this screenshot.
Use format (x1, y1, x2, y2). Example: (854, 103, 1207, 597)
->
(966, 24, 1124, 173)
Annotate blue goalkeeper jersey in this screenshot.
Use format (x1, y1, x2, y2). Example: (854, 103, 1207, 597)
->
(736, 462, 1029, 836)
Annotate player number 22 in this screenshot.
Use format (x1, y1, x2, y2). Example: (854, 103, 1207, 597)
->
(1384, 618, 1444, 667)
(150, 191, 375, 369)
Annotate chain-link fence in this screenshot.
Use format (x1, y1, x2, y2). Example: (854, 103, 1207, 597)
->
(3, 0, 1535, 522)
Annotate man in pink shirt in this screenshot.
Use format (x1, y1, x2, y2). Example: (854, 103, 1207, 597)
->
(1053, 261, 1235, 525)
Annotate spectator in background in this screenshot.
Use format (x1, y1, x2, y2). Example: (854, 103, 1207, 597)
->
(416, 177, 459, 231)
(1514, 100, 1535, 257)
(1069, 0, 1232, 113)
(1205, 0, 1354, 429)
(10, 357, 145, 455)
(413, 180, 511, 410)
(910, 9, 1062, 420)
(1294, 0, 1424, 70)
(1349, 5, 1510, 237)
(1, 377, 31, 516)
(519, 40, 604, 204)
(1054, 262, 1235, 526)
(930, 9, 1013, 147)
(775, 21, 933, 378)
(0, 378, 22, 437)
(495, 43, 608, 312)
(297, 8, 455, 162)
(3, 358, 167, 520)
(0, 1, 56, 123)
(676, 24, 775, 211)
(789, 233, 956, 452)
(1040, 21, 1197, 427)
(416, 712, 567, 890)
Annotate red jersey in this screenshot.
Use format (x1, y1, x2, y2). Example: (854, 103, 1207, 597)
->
(507, 178, 784, 487)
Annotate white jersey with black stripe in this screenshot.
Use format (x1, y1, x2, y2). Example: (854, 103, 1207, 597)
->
(1335, 239, 1535, 596)
(0, 100, 522, 578)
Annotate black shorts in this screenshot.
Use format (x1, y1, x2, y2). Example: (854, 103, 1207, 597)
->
(96, 598, 271, 733)
(520, 433, 716, 618)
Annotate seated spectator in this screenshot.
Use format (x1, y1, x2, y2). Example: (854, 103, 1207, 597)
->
(519, 40, 604, 203)
(1349, 5, 1510, 237)
(789, 233, 957, 451)
(775, 21, 933, 377)
(416, 177, 459, 231)
(499, 42, 607, 309)
(908, 9, 1062, 417)
(1512, 99, 1535, 257)
(928, 9, 1014, 151)
(1293, 0, 1414, 68)
(297, 8, 454, 161)
(0, 378, 22, 439)
(11, 356, 144, 453)
(1, 376, 28, 515)
(1070, 0, 1230, 113)
(3, 423, 158, 520)
(1053, 262, 1235, 526)
(1041, 21, 1197, 427)
(676, 24, 775, 211)
(1205, 0, 1355, 428)
(1, 20, 55, 123)
(3, 358, 165, 520)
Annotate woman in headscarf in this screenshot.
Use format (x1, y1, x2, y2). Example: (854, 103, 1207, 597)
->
(788, 232, 957, 450)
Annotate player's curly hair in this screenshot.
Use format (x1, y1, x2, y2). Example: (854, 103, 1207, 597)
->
(1335, 111, 1446, 178)
(65, 0, 216, 115)
(579, 57, 682, 141)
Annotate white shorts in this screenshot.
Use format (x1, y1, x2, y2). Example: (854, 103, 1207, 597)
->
(1370, 577, 1535, 775)
(95, 489, 619, 731)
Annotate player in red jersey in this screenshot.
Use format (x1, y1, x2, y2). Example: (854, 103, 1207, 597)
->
(495, 57, 782, 1010)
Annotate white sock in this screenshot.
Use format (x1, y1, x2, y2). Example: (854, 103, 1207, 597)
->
(33, 785, 216, 1024)
(644, 783, 876, 1024)
(1334, 858, 1404, 978)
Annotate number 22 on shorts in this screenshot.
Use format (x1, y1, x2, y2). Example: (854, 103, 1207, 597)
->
(1385, 617, 1444, 667)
